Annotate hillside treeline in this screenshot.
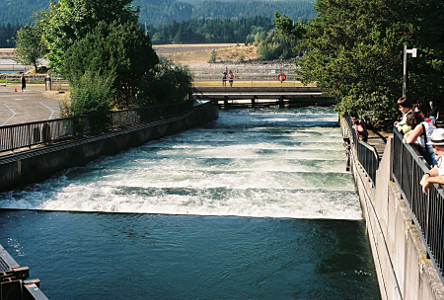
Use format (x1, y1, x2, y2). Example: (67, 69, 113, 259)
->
(136, 0, 316, 26)
(1, 16, 289, 52)
(0, 0, 316, 27)
(0, 23, 20, 48)
(149, 16, 275, 44)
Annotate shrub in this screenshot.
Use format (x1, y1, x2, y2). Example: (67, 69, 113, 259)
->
(61, 70, 115, 118)
(208, 50, 217, 63)
(138, 61, 193, 106)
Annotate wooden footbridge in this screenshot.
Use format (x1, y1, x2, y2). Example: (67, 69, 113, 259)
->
(192, 86, 335, 109)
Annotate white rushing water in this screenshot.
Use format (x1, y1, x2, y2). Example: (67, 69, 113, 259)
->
(0, 108, 362, 219)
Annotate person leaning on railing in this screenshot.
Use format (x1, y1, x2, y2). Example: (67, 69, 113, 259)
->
(394, 97, 413, 134)
(403, 111, 436, 166)
(420, 128, 444, 194)
(352, 116, 368, 142)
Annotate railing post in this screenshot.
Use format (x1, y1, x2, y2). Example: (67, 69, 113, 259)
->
(9, 126, 13, 151)
(28, 124, 31, 149)
(426, 193, 430, 247)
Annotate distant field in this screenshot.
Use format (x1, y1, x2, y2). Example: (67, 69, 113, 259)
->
(0, 48, 14, 59)
(153, 43, 237, 54)
(154, 43, 257, 64)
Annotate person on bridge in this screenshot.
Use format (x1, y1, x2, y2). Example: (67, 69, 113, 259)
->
(352, 117, 368, 143)
(222, 67, 228, 86)
(419, 128, 444, 194)
(228, 70, 234, 87)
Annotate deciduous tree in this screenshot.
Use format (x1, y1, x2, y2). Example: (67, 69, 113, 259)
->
(39, 0, 140, 70)
(13, 23, 47, 71)
(60, 20, 158, 108)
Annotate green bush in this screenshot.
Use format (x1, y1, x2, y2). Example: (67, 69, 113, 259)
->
(335, 92, 398, 125)
(208, 50, 217, 63)
(137, 61, 193, 106)
(61, 70, 115, 118)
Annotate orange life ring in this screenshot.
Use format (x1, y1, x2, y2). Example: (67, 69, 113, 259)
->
(277, 72, 286, 82)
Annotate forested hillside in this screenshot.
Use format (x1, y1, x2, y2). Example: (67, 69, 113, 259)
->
(0, 0, 315, 48)
(136, 0, 316, 26)
(149, 16, 275, 44)
(0, 23, 20, 48)
(0, 0, 316, 26)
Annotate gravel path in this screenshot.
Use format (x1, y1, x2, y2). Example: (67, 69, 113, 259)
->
(186, 59, 299, 76)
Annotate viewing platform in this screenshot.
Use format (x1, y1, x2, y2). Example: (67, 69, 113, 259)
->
(0, 244, 48, 299)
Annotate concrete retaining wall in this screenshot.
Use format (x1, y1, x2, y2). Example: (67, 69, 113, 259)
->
(0, 104, 219, 192)
(342, 119, 444, 300)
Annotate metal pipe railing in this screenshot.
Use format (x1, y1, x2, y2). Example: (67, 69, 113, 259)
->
(392, 128, 444, 281)
(346, 115, 444, 281)
(344, 116, 379, 185)
(0, 99, 194, 153)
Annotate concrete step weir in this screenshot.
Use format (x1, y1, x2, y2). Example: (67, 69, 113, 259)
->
(0, 101, 218, 192)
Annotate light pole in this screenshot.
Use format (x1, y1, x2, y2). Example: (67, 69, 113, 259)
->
(402, 45, 417, 97)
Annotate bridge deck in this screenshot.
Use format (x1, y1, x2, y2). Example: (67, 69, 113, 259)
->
(193, 86, 335, 107)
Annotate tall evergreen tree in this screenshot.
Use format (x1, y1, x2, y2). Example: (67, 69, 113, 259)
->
(276, 0, 444, 124)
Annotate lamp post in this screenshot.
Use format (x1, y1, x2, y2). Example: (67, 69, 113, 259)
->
(402, 45, 417, 97)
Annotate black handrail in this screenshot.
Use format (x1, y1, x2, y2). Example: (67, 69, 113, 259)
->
(0, 100, 194, 153)
(344, 117, 379, 185)
(347, 116, 444, 280)
(392, 128, 444, 281)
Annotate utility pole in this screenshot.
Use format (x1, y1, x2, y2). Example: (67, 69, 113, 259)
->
(402, 45, 417, 97)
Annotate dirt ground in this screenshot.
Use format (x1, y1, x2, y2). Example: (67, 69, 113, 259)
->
(1, 44, 298, 81)
(0, 48, 14, 59)
(154, 43, 258, 64)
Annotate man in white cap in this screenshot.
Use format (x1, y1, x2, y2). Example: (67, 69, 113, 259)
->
(420, 128, 444, 194)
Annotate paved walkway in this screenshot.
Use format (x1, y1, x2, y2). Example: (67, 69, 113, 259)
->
(0, 85, 63, 126)
(367, 129, 390, 158)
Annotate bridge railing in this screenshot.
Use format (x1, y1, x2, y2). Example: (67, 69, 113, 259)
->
(192, 74, 316, 87)
(392, 128, 444, 280)
(0, 99, 194, 153)
(346, 116, 444, 280)
(344, 116, 379, 186)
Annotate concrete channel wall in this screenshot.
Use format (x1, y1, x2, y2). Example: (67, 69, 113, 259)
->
(0, 103, 219, 192)
(341, 119, 444, 300)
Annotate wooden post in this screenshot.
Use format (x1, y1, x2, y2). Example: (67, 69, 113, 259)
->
(224, 96, 229, 109)
(279, 96, 284, 108)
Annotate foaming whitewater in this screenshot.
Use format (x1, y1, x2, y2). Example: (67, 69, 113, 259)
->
(0, 107, 362, 219)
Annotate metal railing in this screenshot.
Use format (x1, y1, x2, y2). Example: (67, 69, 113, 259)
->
(0, 100, 194, 153)
(0, 74, 69, 90)
(392, 128, 444, 280)
(192, 74, 315, 87)
(344, 117, 379, 185)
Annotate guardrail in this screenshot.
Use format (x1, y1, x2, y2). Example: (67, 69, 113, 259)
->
(0, 74, 69, 90)
(344, 116, 379, 185)
(392, 128, 444, 281)
(0, 99, 194, 153)
(191, 72, 316, 87)
(345, 116, 444, 281)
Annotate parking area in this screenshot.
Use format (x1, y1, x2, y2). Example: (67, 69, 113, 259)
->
(0, 86, 63, 126)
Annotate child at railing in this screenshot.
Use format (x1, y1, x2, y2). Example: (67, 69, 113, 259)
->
(352, 117, 368, 142)
(394, 97, 413, 133)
